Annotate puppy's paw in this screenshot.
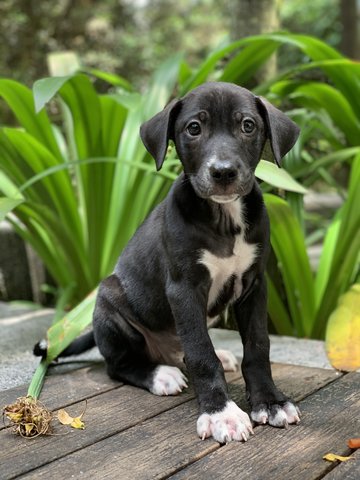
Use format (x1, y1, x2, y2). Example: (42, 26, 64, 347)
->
(251, 401, 301, 428)
(197, 400, 253, 443)
(215, 349, 239, 372)
(150, 365, 188, 396)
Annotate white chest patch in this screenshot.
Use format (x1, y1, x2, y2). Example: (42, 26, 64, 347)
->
(199, 199, 258, 311)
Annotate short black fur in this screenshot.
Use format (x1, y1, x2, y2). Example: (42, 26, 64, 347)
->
(37, 82, 300, 436)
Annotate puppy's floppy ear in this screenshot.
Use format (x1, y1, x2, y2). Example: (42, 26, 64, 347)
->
(140, 98, 181, 171)
(256, 96, 300, 167)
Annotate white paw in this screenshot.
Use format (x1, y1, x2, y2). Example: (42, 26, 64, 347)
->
(150, 365, 188, 396)
(215, 349, 239, 372)
(251, 401, 301, 427)
(197, 400, 253, 443)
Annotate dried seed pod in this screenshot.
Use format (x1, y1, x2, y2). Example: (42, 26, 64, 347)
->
(2, 396, 52, 438)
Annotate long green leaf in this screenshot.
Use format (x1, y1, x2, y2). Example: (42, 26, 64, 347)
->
(313, 154, 360, 337)
(3, 128, 84, 246)
(46, 291, 96, 361)
(256, 58, 360, 97)
(220, 40, 280, 84)
(0, 169, 24, 198)
(256, 160, 307, 194)
(266, 273, 294, 336)
(294, 147, 360, 179)
(83, 68, 133, 91)
(59, 74, 102, 158)
(314, 219, 341, 310)
(265, 193, 315, 337)
(102, 55, 183, 275)
(144, 52, 184, 120)
(10, 206, 76, 289)
(289, 83, 359, 146)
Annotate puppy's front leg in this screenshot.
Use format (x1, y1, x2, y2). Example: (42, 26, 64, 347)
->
(234, 274, 300, 428)
(167, 283, 253, 443)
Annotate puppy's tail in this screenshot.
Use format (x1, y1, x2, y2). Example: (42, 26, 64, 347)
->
(33, 331, 96, 359)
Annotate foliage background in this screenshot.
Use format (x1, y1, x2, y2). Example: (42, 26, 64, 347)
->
(0, 0, 347, 89)
(0, 0, 359, 343)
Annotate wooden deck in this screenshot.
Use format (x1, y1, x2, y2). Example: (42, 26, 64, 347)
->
(1, 359, 359, 479)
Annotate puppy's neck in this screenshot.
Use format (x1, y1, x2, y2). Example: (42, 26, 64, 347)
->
(207, 196, 245, 237)
(173, 173, 261, 237)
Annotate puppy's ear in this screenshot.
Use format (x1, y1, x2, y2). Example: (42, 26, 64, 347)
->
(140, 98, 181, 171)
(256, 96, 300, 167)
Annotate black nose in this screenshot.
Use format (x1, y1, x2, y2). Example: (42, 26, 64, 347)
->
(209, 163, 238, 184)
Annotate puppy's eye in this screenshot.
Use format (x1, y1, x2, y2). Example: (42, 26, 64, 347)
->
(241, 118, 255, 134)
(186, 122, 201, 136)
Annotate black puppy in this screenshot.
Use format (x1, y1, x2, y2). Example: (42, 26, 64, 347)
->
(43, 82, 301, 443)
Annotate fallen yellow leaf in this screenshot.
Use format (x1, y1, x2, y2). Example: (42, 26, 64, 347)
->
(70, 417, 85, 430)
(57, 401, 87, 430)
(325, 284, 360, 371)
(323, 453, 352, 462)
(57, 409, 74, 425)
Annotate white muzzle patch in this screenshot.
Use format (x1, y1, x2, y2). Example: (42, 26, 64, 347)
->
(210, 194, 239, 204)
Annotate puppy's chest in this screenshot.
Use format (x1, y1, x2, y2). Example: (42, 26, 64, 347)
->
(199, 234, 257, 310)
(198, 200, 258, 314)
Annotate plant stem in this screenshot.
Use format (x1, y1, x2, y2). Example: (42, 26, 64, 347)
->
(27, 359, 51, 399)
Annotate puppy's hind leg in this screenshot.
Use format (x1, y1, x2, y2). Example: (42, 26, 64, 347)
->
(215, 349, 239, 372)
(93, 275, 187, 396)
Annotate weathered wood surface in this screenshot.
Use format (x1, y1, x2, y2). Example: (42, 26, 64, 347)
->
(0, 362, 344, 480)
(0, 364, 239, 479)
(171, 372, 360, 480)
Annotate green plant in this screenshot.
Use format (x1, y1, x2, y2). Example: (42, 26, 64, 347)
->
(267, 152, 360, 338)
(176, 32, 360, 338)
(1, 37, 312, 309)
(1, 32, 358, 332)
(0, 58, 183, 306)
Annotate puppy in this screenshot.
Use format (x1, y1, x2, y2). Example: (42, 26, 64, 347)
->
(38, 82, 300, 443)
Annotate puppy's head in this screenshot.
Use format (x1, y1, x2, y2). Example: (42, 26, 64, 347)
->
(140, 82, 299, 203)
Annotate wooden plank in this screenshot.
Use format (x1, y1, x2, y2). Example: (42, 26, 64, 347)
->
(12, 364, 339, 480)
(170, 372, 360, 480)
(323, 449, 360, 480)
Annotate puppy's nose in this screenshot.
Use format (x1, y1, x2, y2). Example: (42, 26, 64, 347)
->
(209, 163, 238, 184)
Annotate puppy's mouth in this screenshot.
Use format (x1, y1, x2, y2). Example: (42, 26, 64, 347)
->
(189, 175, 254, 201)
(210, 194, 239, 204)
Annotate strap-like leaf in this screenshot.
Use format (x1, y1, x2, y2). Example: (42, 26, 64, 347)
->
(265, 193, 315, 337)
